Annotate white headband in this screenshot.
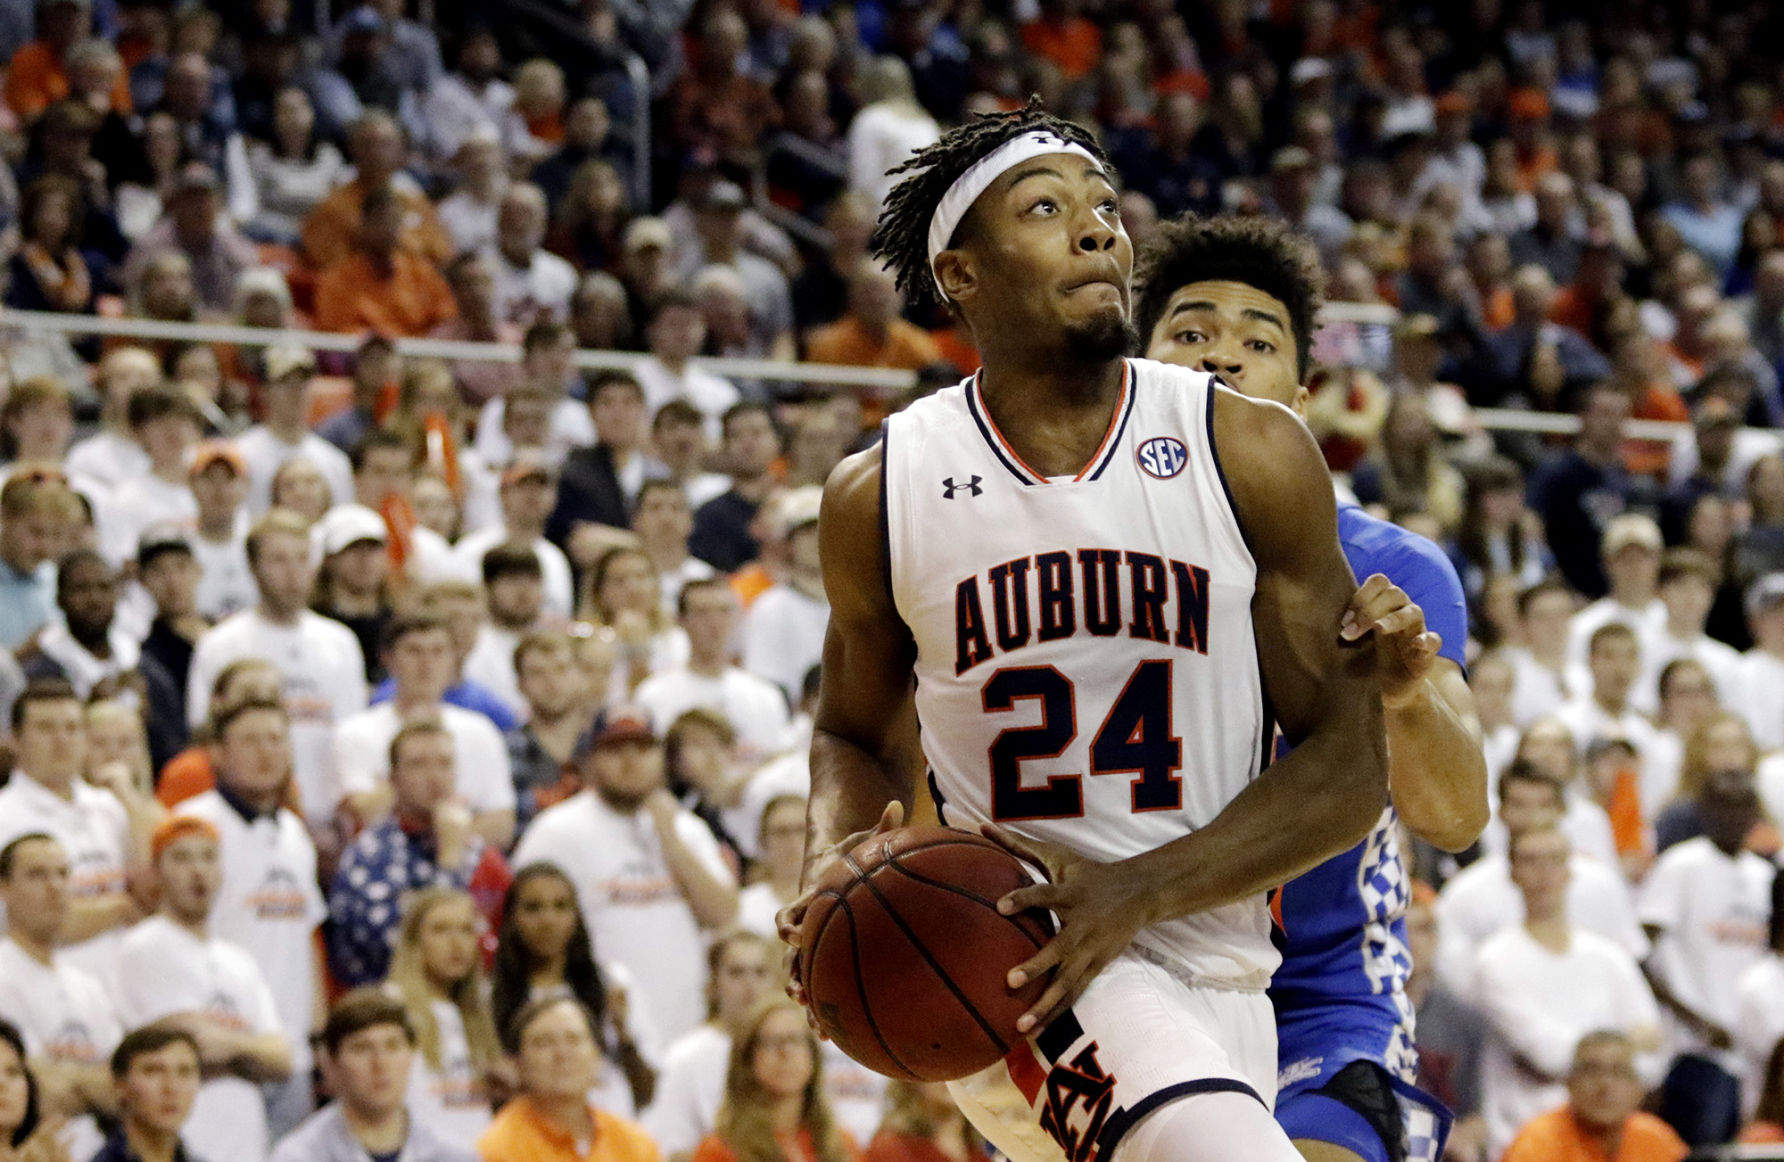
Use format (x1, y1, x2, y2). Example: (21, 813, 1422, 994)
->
(925, 131, 1103, 298)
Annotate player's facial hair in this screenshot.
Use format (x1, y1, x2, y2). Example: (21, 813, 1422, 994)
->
(1063, 311, 1140, 362)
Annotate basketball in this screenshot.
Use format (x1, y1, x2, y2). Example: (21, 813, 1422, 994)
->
(798, 824, 1055, 1082)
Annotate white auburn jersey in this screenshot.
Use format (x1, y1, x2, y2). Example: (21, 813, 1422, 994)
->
(883, 357, 1274, 989)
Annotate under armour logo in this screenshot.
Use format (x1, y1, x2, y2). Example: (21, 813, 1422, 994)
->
(943, 476, 982, 499)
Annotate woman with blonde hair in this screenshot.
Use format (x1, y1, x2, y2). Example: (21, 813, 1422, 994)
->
(387, 887, 505, 1142)
(579, 545, 689, 696)
(863, 1082, 980, 1162)
(694, 999, 855, 1162)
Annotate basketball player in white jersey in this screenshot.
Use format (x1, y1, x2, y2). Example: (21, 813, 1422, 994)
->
(778, 103, 1390, 1162)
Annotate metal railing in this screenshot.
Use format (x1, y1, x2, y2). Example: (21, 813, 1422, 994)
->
(0, 303, 1719, 440)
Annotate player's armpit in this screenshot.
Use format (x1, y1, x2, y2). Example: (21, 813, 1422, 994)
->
(1120, 391, 1387, 921)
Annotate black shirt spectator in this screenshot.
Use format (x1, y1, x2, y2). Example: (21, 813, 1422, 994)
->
(689, 403, 780, 573)
(1529, 385, 1647, 598)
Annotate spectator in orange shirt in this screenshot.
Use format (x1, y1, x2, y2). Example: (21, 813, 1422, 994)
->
(1020, 0, 1101, 81)
(315, 184, 458, 337)
(1508, 89, 1560, 193)
(1500, 1031, 1687, 1162)
(301, 109, 453, 270)
(6, 0, 131, 122)
(478, 995, 661, 1162)
(693, 999, 858, 1162)
(805, 261, 943, 371)
(1550, 235, 1625, 341)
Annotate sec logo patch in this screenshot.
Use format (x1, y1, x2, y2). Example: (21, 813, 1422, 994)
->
(1136, 436, 1187, 479)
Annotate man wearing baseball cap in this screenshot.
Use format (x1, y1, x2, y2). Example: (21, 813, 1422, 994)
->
(187, 440, 256, 621)
(234, 344, 355, 516)
(513, 704, 738, 1042)
(1566, 512, 1666, 672)
(114, 813, 295, 1162)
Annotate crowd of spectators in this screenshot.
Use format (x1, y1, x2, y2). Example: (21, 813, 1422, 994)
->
(1, 0, 1784, 1160)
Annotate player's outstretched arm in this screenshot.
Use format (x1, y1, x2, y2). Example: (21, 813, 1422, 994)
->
(777, 446, 923, 981)
(1342, 574, 1488, 851)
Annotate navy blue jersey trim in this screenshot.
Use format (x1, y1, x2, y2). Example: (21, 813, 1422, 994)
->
(877, 418, 895, 607)
(965, 372, 1039, 486)
(1096, 1078, 1266, 1157)
(1085, 361, 1136, 481)
(1035, 1009, 1087, 1065)
(1203, 376, 1253, 554)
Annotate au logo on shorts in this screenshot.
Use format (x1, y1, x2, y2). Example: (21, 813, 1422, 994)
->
(1136, 437, 1187, 480)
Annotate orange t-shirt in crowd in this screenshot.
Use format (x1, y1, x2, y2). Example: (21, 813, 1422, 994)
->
(478, 1099, 661, 1162)
(806, 317, 944, 371)
(1020, 16, 1102, 80)
(1549, 286, 1602, 337)
(1741, 1121, 1784, 1143)
(1500, 1108, 1688, 1162)
(1623, 382, 1690, 478)
(300, 180, 455, 270)
(5, 42, 133, 120)
(694, 1129, 859, 1162)
(314, 251, 459, 338)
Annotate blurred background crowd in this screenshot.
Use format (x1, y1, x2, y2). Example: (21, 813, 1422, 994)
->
(0, 0, 1784, 1159)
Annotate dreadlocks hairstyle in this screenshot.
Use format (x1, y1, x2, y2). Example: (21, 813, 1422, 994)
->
(871, 98, 1111, 309)
(1134, 214, 1327, 381)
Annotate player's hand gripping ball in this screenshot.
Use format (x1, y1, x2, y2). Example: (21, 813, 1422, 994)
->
(797, 824, 1056, 1081)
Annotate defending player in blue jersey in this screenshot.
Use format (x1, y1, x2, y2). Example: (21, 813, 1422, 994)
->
(1136, 215, 1489, 1162)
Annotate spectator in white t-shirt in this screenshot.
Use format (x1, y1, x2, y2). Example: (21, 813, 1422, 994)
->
(1639, 770, 1773, 1073)
(234, 345, 355, 515)
(451, 456, 575, 618)
(175, 696, 326, 1139)
(186, 441, 255, 622)
(1566, 513, 1667, 672)
(511, 705, 739, 1041)
(334, 614, 517, 848)
(584, 546, 691, 698)
(1638, 548, 1742, 715)
(99, 385, 201, 568)
(64, 347, 158, 492)
(634, 291, 741, 440)
(1474, 824, 1663, 1155)
(742, 491, 829, 704)
(638, 577, 791, 763)
(185, 511, 369, 823)
(1506, 576, 1583, 727)
(474, 322, 597, 469)
(737, 795, 805, 940)
(631, 480, 715, 619)
(0, 833, 124, 1160)
(1555, 623, 1662, 789)
(462, 544, 547, 721)
(18, 551, 143, 702)
(1437, 763, 1648, 998)
(486, 183, 576, 326)
(0, 680, 148, 981)
(643, 930, 774, 1162)
(1736, 574, 1784, 753)
(114, 816, 294, 1162)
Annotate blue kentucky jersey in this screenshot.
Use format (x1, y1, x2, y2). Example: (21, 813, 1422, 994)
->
(1271, 503, 1468, 1089)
